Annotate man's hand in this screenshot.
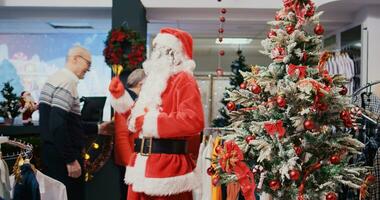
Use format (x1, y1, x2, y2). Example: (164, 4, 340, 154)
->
(67, 160, 82, 178)
(98, 121, 115, 135)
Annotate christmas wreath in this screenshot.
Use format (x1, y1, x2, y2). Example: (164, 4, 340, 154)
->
(103, 27, 146, 72)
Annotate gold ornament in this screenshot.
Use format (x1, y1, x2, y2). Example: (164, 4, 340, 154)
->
(84, 153, 90, 160)
(112, 64, 123, 76)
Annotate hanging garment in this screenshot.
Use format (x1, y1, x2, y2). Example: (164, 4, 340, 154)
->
(10, 170, 67, 200)
(12, 164, 41, 200)
(370, 148, 380, 200)
(0, 159, 10, 200)
(201, 136, 213, 200)
(193, 139, 206, 200)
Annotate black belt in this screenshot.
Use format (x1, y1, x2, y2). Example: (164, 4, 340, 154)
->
(134, 138, 188, 155)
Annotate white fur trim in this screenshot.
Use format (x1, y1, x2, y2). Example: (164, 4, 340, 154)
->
(125, 154, 201, 196)
(110, 91, 134, 113)
(173, 59, 196, 75)
(153, 33, 182, 54)
(142, 109, 160, 138)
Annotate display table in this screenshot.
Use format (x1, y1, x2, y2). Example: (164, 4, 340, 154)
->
(0, 122, 40, 136)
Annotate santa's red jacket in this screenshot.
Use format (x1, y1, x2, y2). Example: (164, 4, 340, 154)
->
(111, 71, 204, 196)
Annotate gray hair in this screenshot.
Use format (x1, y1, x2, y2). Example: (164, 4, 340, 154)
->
(127, 69, 146, 88)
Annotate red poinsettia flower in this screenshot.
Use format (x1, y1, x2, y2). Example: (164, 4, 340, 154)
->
(218, 141, 244, 173)
(111, 30, 126, 42)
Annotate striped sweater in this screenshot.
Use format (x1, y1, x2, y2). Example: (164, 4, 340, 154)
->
(39, 68, 97, 164)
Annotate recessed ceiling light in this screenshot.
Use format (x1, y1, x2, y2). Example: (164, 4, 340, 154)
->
(216, 38, 253, 45)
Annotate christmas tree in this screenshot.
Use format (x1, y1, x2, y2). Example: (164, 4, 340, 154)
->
(212, 50, 250, 127)
(211, 1, 372, 200)
(0, 81, 21, 119)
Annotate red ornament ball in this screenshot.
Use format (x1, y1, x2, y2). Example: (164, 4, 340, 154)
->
(330, 155, 341, 165)
(304, 119, 315, 130)
(344, 119, 353, 128)
(219, 16, 226, 22)
(218, 28, 224, 34)
(240, 82, 247, 89)
(289, 169, 301, 181)
(306, 5, 315, 17)
(216, 67, 224, 76)
(245, 135, 256, 143)
(339, 86, 348, 95)
(219, 50, 225, 56)
(220, 8, 227, 14)
(226, 102, 236, 111)
(286, 24, 295, 34)
(269, 180, 281, 191)
(294, 146, 302, 156)
(318, 103, 328, 112)
(207, 167, 215, 176)
(276, 96, 287, 108)
(314, 23, 325, 35)
(267, 30, 277, 38)
(212, 176, 220, 186)
(251, 84, 262, 94)
(340, 110, 350, 120)
(325, 192, 337, 200)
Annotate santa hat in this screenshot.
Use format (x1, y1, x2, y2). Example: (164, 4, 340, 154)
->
(152, 27, 196, 72)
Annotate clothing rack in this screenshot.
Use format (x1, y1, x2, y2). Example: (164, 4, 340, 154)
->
(0, 136, 33, 161)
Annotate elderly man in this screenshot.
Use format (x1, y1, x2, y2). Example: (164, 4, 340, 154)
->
(109, 28, 204, 200)
(39, 45, 112, 200)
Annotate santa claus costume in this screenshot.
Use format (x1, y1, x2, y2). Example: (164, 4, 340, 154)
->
(109, 27, 205, 200)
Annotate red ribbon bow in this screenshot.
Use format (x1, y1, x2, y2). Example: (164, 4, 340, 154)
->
(219, 141, 256, 200)
(288, 64, 307, 79)
(264, 120, 286, 138)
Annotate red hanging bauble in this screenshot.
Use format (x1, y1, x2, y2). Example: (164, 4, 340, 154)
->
(286, 24, 295, 34)
(339, 86, 348, 95)
(318, 103, 328, 112)
(340, 110, 350, 121)
(269, 180, 281, 191)
(289, 169, 301, 181)
(330, 155, 341, 165)
(267, 30, 277, 38)
(216, 67, 224, 76)
(220, 8, 227, 14)
(218, 28, 224, 34)
(294, 146, 303, 156)
(226, 102, 236, 111)
(325, 192, 338, 200)
(245, 135, 256, 143)
(314, 23, 325, 35)
(219, 16, 226, 22)
(306, 4, 315, 17)
(240, 82, 247, 89)
(212, 176, 220, 186)
(207, 167, 216, 176)
(304, 119, 315, 130)
(277, 96, 287, 108)
(219, 50, 225, 56)
(251, 84, 262, 94)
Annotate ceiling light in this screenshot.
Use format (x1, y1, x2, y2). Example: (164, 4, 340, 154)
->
(216, 38, 253, 45)
(48, 22, 93, 29)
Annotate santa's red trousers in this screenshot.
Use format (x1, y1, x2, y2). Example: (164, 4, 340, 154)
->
(127, 185, 193, 200)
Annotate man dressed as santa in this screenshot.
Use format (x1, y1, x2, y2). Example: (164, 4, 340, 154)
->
(109, 27, 205, 200)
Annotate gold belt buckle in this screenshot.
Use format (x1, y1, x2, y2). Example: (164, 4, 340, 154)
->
(140, 137, 153, 156)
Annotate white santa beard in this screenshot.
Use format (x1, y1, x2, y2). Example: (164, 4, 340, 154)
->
(128, 56, 173, 133)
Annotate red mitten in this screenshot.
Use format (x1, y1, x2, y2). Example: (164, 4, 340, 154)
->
(135, 115, 145, 133)
(109, 77, 125, 98)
